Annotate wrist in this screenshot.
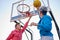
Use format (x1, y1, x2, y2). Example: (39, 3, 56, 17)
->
(34, 23, 38, 26)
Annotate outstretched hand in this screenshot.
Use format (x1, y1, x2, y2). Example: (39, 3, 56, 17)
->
(30, 22, 38, 26)
(26, 11, 32, 17)
(27, 14, 32, 23)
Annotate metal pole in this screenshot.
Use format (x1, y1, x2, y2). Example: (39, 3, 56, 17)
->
(47, 0, 60, 39)
(26, 29, 33, 40)
(49, 11, 60, 39)
(25, 31, 29, 40)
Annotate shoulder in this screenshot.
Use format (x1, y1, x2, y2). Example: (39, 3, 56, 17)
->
(11, 30, 17, 34)
(43, 15, 52, 21)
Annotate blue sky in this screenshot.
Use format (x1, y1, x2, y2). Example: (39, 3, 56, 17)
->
(0, 0, 60, 40)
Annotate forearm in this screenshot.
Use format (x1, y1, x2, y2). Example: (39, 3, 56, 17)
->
(22, 17, 31, 33)
(34, 23, 38, 26)
(27, 17, 31, 23)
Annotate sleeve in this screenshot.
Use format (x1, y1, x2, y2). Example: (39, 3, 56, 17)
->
(38, 18, 52, 31)
(6, 31, 14, 40)
(21, 21, 29, 33)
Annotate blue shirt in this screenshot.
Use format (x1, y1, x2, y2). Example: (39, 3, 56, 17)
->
(37, 15, 53, 36)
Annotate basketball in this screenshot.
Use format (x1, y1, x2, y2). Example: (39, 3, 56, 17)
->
(33, 0, 41, 8)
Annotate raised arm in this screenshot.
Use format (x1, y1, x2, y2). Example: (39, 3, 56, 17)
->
(21, 16, 32, 33)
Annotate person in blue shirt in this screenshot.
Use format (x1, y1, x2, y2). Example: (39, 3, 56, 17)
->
(30, 6, 54, 40)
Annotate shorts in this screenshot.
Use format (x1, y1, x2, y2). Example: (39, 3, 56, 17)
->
(40, 36, 54, 40)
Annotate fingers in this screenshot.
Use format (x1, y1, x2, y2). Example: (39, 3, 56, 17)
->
(30, 22, 35, 26)
(30, 22, 38, 26)
(30, 23, 33, 26)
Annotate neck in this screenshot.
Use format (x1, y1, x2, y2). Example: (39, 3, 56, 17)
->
(15, 28, 20, 31)
(40, 15, 43, 18)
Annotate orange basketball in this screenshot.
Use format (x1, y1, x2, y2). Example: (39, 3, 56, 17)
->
(33, 0, 41, 8)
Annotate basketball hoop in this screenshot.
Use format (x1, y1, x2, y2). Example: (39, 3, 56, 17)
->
(17, 4, 30, 13)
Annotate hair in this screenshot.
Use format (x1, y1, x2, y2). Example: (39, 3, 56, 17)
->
(15, 23, 20, 28)
(41, 10, 47, 15)
(39, 6, 47, 15)
(15, 23, 23, 28)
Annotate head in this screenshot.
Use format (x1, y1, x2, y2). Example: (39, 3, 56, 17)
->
(15, 23, 21, 30)
(39, 6, 47, 18)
